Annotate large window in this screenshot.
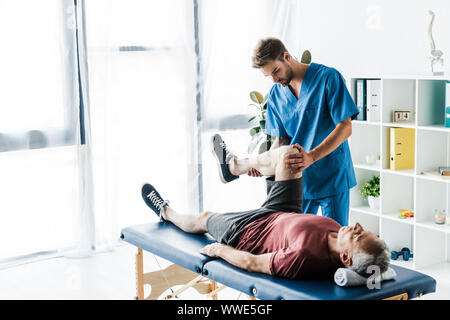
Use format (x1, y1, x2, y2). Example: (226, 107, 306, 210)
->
(0, 0, 82, 262)
(0, 0, 79, 151)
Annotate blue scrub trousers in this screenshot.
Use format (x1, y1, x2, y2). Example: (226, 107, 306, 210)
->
(302, 190, 350, 226)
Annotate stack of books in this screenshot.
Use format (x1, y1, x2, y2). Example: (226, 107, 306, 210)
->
(355, 79, 381, 122)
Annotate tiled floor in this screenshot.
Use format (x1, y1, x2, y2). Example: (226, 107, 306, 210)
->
(0, 242, 448, 300)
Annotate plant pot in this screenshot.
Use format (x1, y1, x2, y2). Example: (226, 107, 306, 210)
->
(368, 196, 380, 210)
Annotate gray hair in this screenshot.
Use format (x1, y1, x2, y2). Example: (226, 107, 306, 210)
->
(349, 239, 390, 277)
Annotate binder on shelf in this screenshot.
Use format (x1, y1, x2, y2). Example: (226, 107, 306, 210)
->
(390, 127, 415, 170)
(445, 81, 450, 128)
(366, 79, 381, 122)
(355, 79, 366, 121)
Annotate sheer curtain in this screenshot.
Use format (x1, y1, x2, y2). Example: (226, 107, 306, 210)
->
(84, 0, 198, 248)
(199, 0, 303, 214)
(0, 0, 93, 265)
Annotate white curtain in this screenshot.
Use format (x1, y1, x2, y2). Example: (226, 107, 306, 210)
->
(0, 0, 93, 265)
(84, 0, 198, 248)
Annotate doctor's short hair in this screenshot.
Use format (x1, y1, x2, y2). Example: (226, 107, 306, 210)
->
(349, 238, 390, 276)
(252, 37, 288, 68)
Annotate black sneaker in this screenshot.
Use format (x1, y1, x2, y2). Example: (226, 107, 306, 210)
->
(141, 183, 169, 221)
(210, 134, 239, 183)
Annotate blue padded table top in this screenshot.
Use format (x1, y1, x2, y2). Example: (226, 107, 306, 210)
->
(121, 222, 436, 300)
(204, 260, 436, 300)
(120, 222, 216, 274)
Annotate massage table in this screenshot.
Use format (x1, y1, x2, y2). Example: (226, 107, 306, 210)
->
(120, 222, 436, 300)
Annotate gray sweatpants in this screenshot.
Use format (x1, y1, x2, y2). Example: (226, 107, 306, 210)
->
(206, 176, 303, 246)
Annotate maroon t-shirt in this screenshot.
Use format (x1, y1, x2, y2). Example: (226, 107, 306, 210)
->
(235, 212, 343, 279)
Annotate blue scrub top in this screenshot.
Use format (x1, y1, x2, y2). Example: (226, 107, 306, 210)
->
(265, 63, 359, 199)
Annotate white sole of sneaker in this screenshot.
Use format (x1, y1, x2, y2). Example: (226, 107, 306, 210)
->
(210, 135, 228, 184)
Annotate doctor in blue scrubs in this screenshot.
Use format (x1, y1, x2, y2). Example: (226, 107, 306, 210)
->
(250, 38, 359, 226)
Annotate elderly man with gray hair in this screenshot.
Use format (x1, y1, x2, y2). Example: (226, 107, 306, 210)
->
(142, 134, 390, 280)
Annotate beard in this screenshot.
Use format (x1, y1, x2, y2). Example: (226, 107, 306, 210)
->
(279, 65, 294, 86)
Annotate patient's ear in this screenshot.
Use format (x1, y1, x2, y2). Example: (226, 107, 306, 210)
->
(340, 252, 352, 267)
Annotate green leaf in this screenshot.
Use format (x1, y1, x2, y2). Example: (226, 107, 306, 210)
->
(249, 126, 261, 136)
(261, 95, 269, 111)
(259, 120, 266, 129)
(359, 175, 380, 198)
(248, 116, 257, 123)
(249, 91, 264, 104)
(301, 50, 312, 64)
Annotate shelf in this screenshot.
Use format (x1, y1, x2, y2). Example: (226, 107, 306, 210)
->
(349, 76, 450, 274)
(350, 206, 379, 217)
(382, 168, 415, 177)
(354, 163, 381, 171)
(350, 73, 448, 81)
(382, 122, 415, 128)
(352, 120, 381, 126)
(383, 74, 448, 81)
(359, 122, 450, 132)
(416, 221, 450, 234)
(382, 212, 414, 225)
(417, 172, 450, 183)
(417, 124, 450, 132)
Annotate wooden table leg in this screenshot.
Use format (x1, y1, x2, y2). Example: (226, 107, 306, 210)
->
(136, 248, 145, 300)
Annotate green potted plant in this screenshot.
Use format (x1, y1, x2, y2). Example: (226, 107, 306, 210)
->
(247, 91, 271, 154)
(360, 175, 380, 210)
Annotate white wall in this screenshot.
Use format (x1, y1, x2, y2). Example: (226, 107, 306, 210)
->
(297, 0, 450, 77)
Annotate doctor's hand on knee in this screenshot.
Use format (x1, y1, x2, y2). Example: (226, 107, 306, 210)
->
(285, 144, 315, 173)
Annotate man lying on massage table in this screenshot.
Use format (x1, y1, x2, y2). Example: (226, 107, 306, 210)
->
(141, 134, 390, 280)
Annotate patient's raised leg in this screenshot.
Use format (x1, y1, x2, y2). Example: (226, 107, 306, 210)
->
(211, 133, 301, 182)
(229, 145, 302, 181)
(161, 144, 302, 235)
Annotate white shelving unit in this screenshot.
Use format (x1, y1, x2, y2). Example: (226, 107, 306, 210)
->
(347, 75, 450, 271)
